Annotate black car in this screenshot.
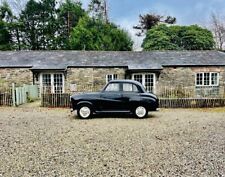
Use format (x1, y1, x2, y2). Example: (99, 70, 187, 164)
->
(71, 80, 159, 119)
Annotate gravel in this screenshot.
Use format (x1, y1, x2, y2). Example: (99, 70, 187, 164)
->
(0, 107, 224, 176)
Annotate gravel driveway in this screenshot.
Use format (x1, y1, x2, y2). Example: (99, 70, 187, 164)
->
(0, 107, 224, 176)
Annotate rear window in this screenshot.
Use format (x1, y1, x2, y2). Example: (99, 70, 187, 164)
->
(123, 83, 138, 92)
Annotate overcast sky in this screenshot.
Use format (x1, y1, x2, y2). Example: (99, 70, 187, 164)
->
(82, 0, 225, 50)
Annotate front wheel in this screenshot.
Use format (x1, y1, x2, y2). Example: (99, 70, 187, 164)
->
(134, 106, 148, 118)
(77, 105, 92, 119)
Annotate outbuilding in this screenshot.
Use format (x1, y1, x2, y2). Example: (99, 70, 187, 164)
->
(0, 50, 225, 97)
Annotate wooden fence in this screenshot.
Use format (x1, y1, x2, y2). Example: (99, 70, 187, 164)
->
(41, 93, 225, 109)
(160, 98, 225, 108)
(0, 84, 39, 107)
(41, 93, 71, 108)
(0, 91, 12, 106)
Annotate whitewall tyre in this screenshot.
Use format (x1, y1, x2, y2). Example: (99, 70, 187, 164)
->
(135, 106, 147, 118)
(78, 105, 92, 119)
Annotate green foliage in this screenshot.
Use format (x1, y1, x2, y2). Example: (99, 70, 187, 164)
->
(0, 0, 133, 51)
(0, 1, 13, 50)
(134, 13, 176, 36)
(0, 20, 11, 50)
(142, 24, 215, 51)
(88, 0, 108, 23)
(0, 1, 13, 22)
(69, 16, 133, 51)
(57, 0, 86, 49)
(19, 0, 60, 50)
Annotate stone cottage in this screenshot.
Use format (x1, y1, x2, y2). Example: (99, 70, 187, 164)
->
(0, 50, 225, 97)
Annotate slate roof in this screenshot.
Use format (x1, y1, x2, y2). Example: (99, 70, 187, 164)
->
(0, 50, 225, 70)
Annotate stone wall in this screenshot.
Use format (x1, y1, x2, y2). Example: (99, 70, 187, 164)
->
(0, 68, 33, 88)
(66, 67, 126, 92)
(157, 66, 225, 97)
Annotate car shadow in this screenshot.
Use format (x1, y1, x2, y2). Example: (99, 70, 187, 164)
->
(72, 112, 157, 120)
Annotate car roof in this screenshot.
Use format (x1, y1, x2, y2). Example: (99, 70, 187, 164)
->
(109, 79, 143, 86)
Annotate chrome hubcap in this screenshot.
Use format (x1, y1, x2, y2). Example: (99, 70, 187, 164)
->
(135, 106, 146, 118)
(79, 106, 91, 118)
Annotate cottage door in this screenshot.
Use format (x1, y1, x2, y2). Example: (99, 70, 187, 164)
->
(132, 73, 155, 93)
(41, 73, 64, 94)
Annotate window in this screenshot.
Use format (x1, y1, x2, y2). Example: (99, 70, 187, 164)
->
(133, 74, 143, 84)
(123, 83, 138, 92)
(145, 74, 154, 93)
(195, 72, 219, 86)
(105, 83, 120, 92)
(41, 73, 64, 94)
(132, 73, 155, 93)
(42, 74, 51, 93)
(54, 74, 63, 93)
(106, 74, 118, 83)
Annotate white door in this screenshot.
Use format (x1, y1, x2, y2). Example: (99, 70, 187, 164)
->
(132, 73, 156, 93)
(41, 73, 64, 94)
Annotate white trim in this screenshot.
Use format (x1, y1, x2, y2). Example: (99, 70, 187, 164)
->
(195, 72, 219, 87)
(106, 74, 118, 83)
(40, 72, 65, 94)
(132, 73, 156, 93)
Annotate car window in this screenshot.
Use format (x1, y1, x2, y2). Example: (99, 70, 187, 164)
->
(123, 83, 139, 92)
(105, 83, 120, 92)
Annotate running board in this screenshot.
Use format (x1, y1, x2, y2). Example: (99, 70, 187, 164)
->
(95, 110, 131, 113)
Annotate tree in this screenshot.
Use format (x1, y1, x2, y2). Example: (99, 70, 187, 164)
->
(210, 13, 225, 50)
(19, 0, 61, 50)
(57, 0, 86, 49)
(0, 1, 13, 50)
(142, 24, 215, 51)
(134, 13, 176, 36)
(88, 0, 109, 23)
(69, 16, 133, 51)
(0, 21, 12, 50)
(0, 1, 13, 22)
(19, 0, 44, 50)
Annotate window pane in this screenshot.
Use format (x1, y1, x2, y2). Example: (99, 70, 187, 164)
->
(196, 73, 203, 86)
(133, 74, 142, 84)
(54, 74, 63, 93)
(105, 83, 120, 92)
(107, 75, 112, 82)
(204, 73, 210, 85)
(211, 73, 218, 86)
(42, 74, 51, 93)
(145, 74, 154, 92)
(123, 83, 138, 92)
(106, 74, 117, 83)
(42, 74, 51, 86)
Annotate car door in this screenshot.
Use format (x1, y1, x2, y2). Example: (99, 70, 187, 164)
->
(99, 83, 124, 111)
(121, 83, 140, 111)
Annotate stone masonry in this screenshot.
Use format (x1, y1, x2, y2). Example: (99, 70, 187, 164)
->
(157, 66, 225, 97)
(0, 68, 33, 88)
(66, 68, 126, 92)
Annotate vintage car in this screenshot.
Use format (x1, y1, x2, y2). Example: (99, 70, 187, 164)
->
(70, 80, 159, 119)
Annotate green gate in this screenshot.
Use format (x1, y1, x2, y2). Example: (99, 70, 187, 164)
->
(12, 84, 39, 106)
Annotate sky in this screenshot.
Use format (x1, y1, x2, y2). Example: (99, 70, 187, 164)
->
(82, 0, 225, 50)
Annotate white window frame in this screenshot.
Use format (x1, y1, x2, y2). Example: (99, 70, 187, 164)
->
(195, 72, 219, 87)
(132, 73, 156, 93)
(40, 73, 65, 94)
(106, 74, 118, 83)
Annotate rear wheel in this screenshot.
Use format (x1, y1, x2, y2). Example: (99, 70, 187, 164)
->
(77, 104, 92, 119)
(134, 106, 147, 118)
